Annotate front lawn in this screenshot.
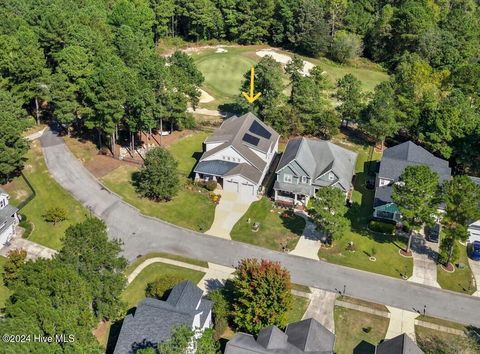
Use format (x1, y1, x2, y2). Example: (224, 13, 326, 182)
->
(102, 166, 215, 232)
(437, 242, 476, 294)
(2, 141, 87, 249)
(319, 133, 413, 279)
(286, 295, 310, 323)
(334, 306, 389, 354)
(230, 197, 306, 251)
(415, 326, 475, 354)
(122, 262, 205, 309)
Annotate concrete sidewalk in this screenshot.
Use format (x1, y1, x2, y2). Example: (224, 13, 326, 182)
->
(205, 191, 256, 239)
(197, 262, 235, 293)
(289, 212, 322, 260)
(0, 237, 56, 260)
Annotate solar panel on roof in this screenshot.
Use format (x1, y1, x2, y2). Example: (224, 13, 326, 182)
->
(242, 133, 260, 146)
(249, 120, 272, 139)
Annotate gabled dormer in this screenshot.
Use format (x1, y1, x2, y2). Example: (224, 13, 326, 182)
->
(0, 190, 9, 209)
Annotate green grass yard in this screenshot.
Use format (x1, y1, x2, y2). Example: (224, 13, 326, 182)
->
(2, 141, 87, 249)
(191, 45, 389, 110)
(437, 242, 476, 294)
(318, 132, 413, 279)
(334, 306, 389, 354)
(286, 295, 310, 323)
(125, 252, 208, 275)
(230, 197, 306, 251)
(101, 131, 216, 232)
(121, 262, 205, 309)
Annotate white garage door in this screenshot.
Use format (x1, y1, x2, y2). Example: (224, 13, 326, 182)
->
(240, 182, 254, 197)
(224, 179, 239, 193)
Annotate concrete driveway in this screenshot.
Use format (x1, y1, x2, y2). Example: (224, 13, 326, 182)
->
(468, 257, 480, 297)
(38, 128, 480, 327)
(0, 237, 57, 260)
(289, 212, 322, 260)
(205, 191, 256, 239)
(409, 233, 440, 288)
(302, 288, 337, 332)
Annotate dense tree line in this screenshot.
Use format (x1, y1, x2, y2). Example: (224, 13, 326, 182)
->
(0, 0, 204, 182)
(0, 218, 127, 352)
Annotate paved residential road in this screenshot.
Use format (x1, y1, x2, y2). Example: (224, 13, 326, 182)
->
(40, 129, 480, 327)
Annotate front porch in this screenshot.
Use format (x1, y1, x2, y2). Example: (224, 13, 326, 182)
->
(274, 190, 309, 208)
(373, 203, 402, 223)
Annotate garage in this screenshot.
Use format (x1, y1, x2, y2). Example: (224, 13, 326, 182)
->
(240, 182, 254, 197)
(224, 179, 239, 193)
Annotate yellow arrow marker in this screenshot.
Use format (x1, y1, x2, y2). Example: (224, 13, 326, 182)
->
(242, 66, 262, 104)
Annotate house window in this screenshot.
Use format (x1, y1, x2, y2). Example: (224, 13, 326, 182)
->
(222, 155, 226, 160)
(328, 172, 335, 181)
(284, 174, 293, 183)
(301, 176, 307, 184)
(0, 199, 4, 208)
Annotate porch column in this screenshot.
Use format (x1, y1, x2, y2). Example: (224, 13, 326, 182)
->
(294, 194, 297, 205)
(274, 189, 278, 200)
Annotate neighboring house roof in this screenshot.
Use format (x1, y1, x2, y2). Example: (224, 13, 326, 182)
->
(374, 141, 451, 208)
(469, 176, 480, 186)
(194, 113, 279, 184)
(376, 333, 424, 354)
(0, 190, 18, 236)
(113, 281, 212, 354)
(276, 138, 358, 192)
(225, 318, 335, 354)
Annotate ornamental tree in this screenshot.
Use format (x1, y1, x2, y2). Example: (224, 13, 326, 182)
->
(135, 147, 180, 201)
(392, 165, 440, 253)
(231, 258, 292, 335)
(310, 187, 350, 244)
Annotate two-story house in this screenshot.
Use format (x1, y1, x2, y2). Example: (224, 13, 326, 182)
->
(194, 113, 279, 198)
(114, 281, 213, 354)
(273, 138, 358, 207)
(0, 188, 19, 246)
(468, 176, 480, 244)
(373, 141, 451, 222)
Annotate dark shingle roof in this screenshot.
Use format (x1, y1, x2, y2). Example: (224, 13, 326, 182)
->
(225, 318, 335, 354)
(376, 333, 424, 354)
(197, 113, 279, 181)
(375, 141, 451, 206)
(469, 176, 480, 186)
(114, 281, 210, 354)
(285, 318, 336, 353)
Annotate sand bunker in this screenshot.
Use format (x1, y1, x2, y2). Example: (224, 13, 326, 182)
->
(256, 49, 315, 76)
(199, 89, 215, 103)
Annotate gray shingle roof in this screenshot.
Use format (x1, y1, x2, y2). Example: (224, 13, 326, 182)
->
(196, 113, 279, 182)
(0, 203, 18, 236)
(225, 318, 335, 354)
(376, 333, 424, 354)
(470, 176, 480, 186)
(276, 138, 358, 192)
(285, 318, 336, 353)
(375, 141, 451, 206)
(194, 160, 238, 177)
(114, 281, 211, 354)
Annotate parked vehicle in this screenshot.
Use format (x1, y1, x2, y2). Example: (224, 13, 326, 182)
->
(425, 223, 440, 243)
(469, 241, 480, 261)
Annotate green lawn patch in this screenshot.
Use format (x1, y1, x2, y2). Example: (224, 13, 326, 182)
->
(3, 141, 88, 249)
(415, 326, 472, 354)
(368, 220, 395, 235)
(319, 133, 413, 279)
(166, 130, 210, 176)
(291, 283, 311, 294)
(286, 295, 310, 323)
(437, 242, 476, 294)
(230, 197, 306, 251)
(337, 295, 388, 313)
(192, 47, 259, 106)
(417, 315, 467, 331)
(122, 262, 205, 309)
(125, 252, 208, 275)
(102, 166, 215, 232)
(101, 130, 216, 232)
(334, 306, 389, 354)
(0, 256, 12, 311)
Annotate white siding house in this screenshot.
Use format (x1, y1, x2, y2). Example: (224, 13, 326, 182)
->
(0, 188, 19, 246)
